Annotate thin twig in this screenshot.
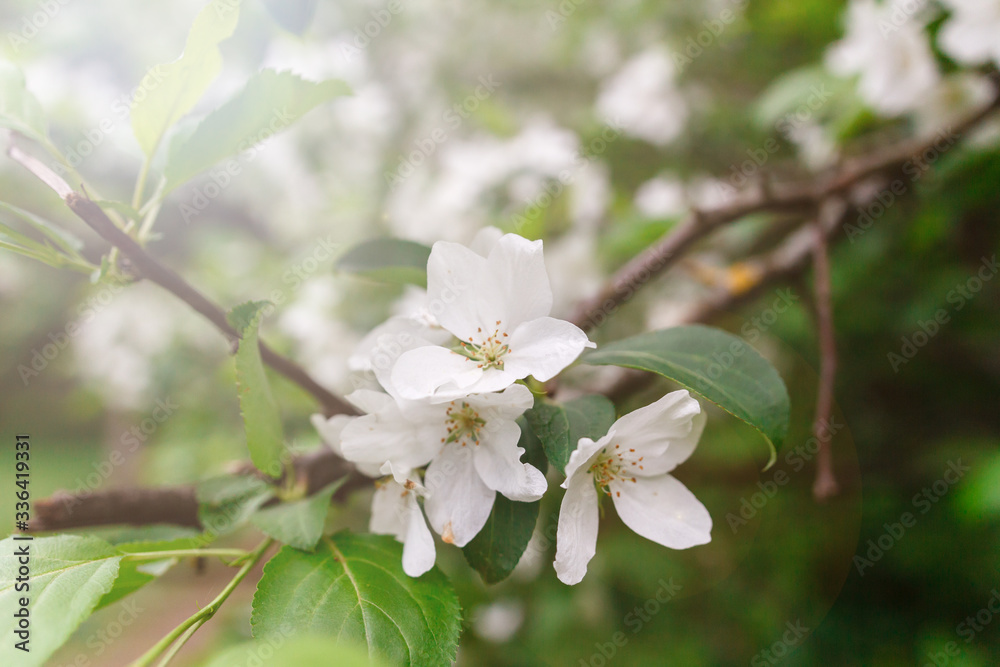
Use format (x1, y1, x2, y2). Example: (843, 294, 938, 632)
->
(130, 538, 273, 667)
(810, 200, 840, 501)
(598, 199, 853, 403)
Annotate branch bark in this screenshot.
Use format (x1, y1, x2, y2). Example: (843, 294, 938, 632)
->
(7, 145, 358, 419)
(29, 447, 370, 532)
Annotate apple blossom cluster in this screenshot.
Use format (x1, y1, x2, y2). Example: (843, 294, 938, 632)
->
(313, 229, 713, 582)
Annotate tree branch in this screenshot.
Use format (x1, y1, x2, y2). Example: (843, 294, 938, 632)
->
(20, 75, 1000, 532)
(28, 446, 370, 532)
(569, 79, 1000, 332)
(599, 201, 853, 403)
(6, 144, 357, 418)
(810, 200, 841, 501)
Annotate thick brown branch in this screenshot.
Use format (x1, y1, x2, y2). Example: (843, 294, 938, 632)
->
(6, 145, 357, 418)
(29, 447, 370, 532)
(34, 487, 202, 530)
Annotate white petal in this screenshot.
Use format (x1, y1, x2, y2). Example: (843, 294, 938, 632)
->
(348, 316, 453, 394)
(424, 444, 496, 547)
(401, 495, 436, 577)
(465, 383, 535, 421)
(623, 410, 707, 477)
(608, 390, 702, 455)
(379, 460, 429, 488)
(426, 240, 489, 341)
(562, 436, 609, 484)
(341, 409, 440, 475)
(611, 474, 711, 550)
(504, 317, 594, 382)
(369, 481, 407, 540)
(554, 470, 600, 585)
(483, 234, 553, 331)
(473, 420, 547, 501)
(310, 414, 353, 451)
(345, 389, 397, 415)
(424, 368, 520, 403)
(312, 414, 382, 478)
(390, 346, 486, 401)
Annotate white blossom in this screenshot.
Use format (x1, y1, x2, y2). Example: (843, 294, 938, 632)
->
(340, 384, 546, 546)
(634, 176, 688, 219)
(554, 390, 712, 585)
(312, 410, 435, 576)
(596, 48, 688, 146)
(370, 475, 436, 577)
(825, 0, 939, 115)
(939, 0, 1000, 68)
(390, 233, 593, 402)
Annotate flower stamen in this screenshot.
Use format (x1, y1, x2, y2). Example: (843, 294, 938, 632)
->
(444, 401, 487, 446)
(588, 446, 633, 496)
(454, 326, 511, 370)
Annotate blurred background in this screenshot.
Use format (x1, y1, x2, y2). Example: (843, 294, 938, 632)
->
(0, 0, 998, 664)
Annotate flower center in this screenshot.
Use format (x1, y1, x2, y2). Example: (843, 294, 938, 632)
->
(458, 321, 511, 370)
(444, 401, 487, 446)
(588, 445, 638, 497)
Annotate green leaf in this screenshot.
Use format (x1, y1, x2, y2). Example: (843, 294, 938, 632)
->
(130, 0, 241, 158)
(337, 239, 432, 287)
(250, 479, 345, 551)
(0, 227, 61, 264)
(200, 635, 383, 667)
(583, 325, 790, 468)
(163, 69, 349, 192)
(0, 535, 123, 667)
(94, 558, 172, 611)
(197, 474, 275, 534)
(0, 200, 84, 255)
(94, 527, 209, 609)
(523, 400, 570, 474)
(98, 525, 207, 550)
(564, 394, 617, 454)
(260, 0, 319, 35)
(0, 60, 50, 147)
(524, 395, 616, 474)
(0, 222, 89, 272)
(227, 301, 287, 478)
(462, 419, 545, 583)
(251, 533, 462, 666)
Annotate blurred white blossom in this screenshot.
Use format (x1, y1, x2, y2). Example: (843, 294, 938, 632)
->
(825, 0, 939, 115)
(386, 121, 579, 244)
(473, 600, 525, 643)
(596, 48, 688, 146)
(277, 277, 361, 394)
(939, 0, 1000, 68)
(634, 176, 688, 219)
